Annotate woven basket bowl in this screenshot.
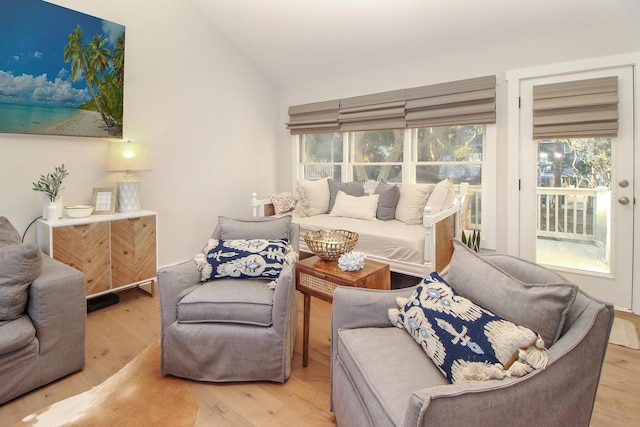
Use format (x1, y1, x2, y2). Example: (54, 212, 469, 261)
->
(304, 229, 359, 261)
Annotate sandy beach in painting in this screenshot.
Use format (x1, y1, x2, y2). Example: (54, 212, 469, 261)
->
(35, 110, 110, 137)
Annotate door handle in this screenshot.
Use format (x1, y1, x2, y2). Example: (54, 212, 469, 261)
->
(619, 197, 630, 205)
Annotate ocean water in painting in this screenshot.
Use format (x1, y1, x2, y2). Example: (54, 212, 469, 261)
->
(0, 0, 125, 137)
(0, 103, 79, 133)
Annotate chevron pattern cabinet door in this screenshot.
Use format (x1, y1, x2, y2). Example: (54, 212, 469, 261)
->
(39, 212, 158, 299)
(110, 216, 157, 288)
(52, 222, 111, 296)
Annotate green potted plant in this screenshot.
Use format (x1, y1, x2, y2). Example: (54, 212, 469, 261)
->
(32, 164, 68, 220)
(462, 229, 481, 253)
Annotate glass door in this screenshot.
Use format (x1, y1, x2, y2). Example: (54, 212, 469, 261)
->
(519, 66, 634, 309)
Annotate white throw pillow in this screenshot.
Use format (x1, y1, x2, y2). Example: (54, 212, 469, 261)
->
(426, 179, 455, 215)
(293, 178, 330, 217)
(395, 183, 434, 225)
(330, 191, 379, 221)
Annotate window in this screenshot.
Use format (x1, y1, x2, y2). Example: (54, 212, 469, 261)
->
(289, 75, 497, 248)
(415, 125, 483, 185)
(351, 130, 404, 183)
(415, 125, 484, 229)
(299, 133, 343, 180)
(537, 138, 611, 189)
(297, 123, 487, 226)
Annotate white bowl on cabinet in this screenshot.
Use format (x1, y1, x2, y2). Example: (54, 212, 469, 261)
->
(64, 205, 94, 218)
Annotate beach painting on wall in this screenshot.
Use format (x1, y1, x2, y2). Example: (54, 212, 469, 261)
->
(0, 0, 125, 138)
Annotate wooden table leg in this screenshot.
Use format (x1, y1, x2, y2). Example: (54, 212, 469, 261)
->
(302, 292, 311, 367)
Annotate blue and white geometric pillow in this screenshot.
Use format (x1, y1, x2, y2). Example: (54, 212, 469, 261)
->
(194, 238, 295, 282)
(388, 272, 548, 383)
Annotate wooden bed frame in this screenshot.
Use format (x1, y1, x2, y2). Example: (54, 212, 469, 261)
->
(251, 193, 461, 276)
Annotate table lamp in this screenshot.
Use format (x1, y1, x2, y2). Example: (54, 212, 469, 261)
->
(107, 140, 151, 213)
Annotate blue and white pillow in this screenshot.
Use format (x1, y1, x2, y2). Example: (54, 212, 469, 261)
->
(194, 238, 293, 282)
(388, 272, 548, 383)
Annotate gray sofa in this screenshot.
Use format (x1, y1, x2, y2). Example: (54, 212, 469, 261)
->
(0, 217, 86, 405)
(331, 240, 614, 427)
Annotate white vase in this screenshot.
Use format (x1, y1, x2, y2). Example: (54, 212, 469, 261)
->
(43, 195, 64, 219)
(47, 202, 58, 223)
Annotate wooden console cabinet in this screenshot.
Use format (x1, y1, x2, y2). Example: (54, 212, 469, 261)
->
(37, 210, 157, 298)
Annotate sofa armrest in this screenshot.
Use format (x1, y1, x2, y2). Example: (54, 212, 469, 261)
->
(423, 202, 460, 273)
(28, 255, 86, 383)
(157, 259, 201, 329)
(331, 286, 419, 369)
(405, 380, 520, 427)
(271, 263, 296, 334)
(404, 295, 613, 427)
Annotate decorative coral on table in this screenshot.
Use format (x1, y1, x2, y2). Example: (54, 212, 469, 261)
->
(338, 252, 366, 272)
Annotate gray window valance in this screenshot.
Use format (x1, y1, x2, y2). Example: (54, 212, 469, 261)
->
(405, 76, 496, 128)
(286, 100, 340, 135)
(338, 88, 406, 131)
(286, 75, 496, 134)
(532, 76, 619, 139)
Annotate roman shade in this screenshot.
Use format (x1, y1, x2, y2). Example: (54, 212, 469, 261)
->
(286, 100, 340, 135)
(287, 75, 497, 134)
(532, 76, 619, 139)
(338, 89, 406, 131)
(404, 75, 496, 128)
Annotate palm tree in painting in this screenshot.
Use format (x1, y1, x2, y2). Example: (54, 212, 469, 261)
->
(97, 31, 125, 129)
(85, 33, 115, 130)
(98, 74, 124, 127)
(63, 26, 84, 85)
(112, 32, 125, 84)
(85, 34, 111, 79)
(63, 25, 115, 134)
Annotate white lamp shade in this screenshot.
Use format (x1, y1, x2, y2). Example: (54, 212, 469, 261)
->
(107, 141, 151, 172)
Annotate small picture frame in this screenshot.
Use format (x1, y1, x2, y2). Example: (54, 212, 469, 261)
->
(92, 187, 117, 215)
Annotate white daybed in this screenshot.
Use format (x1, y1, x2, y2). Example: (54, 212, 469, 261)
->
(251, 185, 461, 277)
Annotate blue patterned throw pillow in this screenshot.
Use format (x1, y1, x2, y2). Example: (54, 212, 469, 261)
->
(388, 272, 548, 383)
(194, 238, 292, 281)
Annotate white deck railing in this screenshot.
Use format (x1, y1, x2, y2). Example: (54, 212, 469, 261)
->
(447, 186, 609, 247)
(536, 187, 609, 243)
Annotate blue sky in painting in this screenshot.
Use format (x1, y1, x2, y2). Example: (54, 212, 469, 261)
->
(0, 0, 124, 108)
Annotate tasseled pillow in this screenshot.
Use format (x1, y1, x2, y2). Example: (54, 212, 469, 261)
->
(388, 272, 548, 383)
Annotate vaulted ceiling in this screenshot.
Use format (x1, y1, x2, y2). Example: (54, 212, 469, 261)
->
(193, 0, 640, 87)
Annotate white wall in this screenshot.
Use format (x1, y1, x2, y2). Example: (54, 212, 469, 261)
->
(4, 2, 638, 266)
(277, 20, 640, 253)
(0, 0, 280, 266)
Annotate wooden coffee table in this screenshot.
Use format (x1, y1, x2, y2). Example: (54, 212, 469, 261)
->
(295, 255, 390, 367)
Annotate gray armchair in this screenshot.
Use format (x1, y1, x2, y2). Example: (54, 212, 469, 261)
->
(331, 241, 613, 427)
(158, 216, 299, 383)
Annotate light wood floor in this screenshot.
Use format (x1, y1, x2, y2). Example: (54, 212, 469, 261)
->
(1, 288, 639, 426)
